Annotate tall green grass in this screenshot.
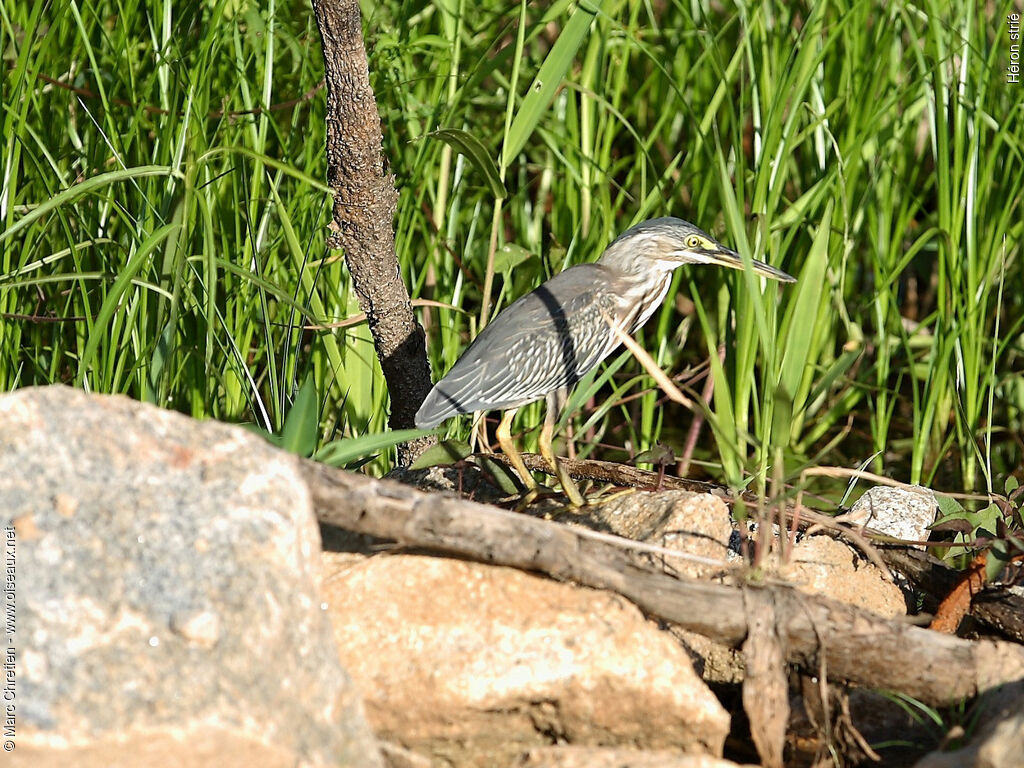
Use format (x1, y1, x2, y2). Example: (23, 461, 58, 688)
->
(2, 0, 1021, 499)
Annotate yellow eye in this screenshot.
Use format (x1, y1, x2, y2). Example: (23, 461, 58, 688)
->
(686, 235, 703, 249)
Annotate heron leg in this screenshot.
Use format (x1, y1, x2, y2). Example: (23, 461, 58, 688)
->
(539, 393, 586, 507)
(496, 409, 537, 494)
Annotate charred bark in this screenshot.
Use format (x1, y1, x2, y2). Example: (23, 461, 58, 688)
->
(310, 0, 435, 466)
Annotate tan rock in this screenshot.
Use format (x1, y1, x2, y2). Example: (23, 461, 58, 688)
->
(516, 745, 753, 767)
(322, 553, 730, 766)
(585, 491, 734, 579)
(787, 536, 906, 618)
(380, 741, 434, 768)
(8, 728, 305, 768)
(670, 628, 744, 685)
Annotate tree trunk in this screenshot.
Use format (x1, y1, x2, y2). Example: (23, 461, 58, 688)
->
(310, 0, 435, 466)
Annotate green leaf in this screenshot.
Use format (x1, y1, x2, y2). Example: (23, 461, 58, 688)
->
(407, 439, 522, 494)
(76, 222, 180, 386)
(973, 503, 1003, 539)
(242, 422, 282, 448)
(778, 201, 831, 402)
(145, 318, 176, 405)
(0, 165, 176, 244)
(802, 344, 862, 408)
(314, 429, 430, 467)
(492, 243, 534, 273)
(473, 455, 522, 495)
(985, 539, 1010, 583)
(934, 492, 967, 521)
(279, 376, 320, 457)
(427, 129, 506, 198)
(409, 439, 473, 470)
(773, 201, 831, 444)
(503, 0, 607, 163)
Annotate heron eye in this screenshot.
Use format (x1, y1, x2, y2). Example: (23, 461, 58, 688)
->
(686, 235, 703, 248)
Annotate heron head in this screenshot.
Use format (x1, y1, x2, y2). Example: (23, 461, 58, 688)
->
(598, 217, 795, 283)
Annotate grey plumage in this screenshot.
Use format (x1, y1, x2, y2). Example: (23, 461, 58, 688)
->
(415, 217, 793, 429)
(416, 264, 627, 428)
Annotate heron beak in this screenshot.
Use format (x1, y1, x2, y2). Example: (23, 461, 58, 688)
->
(699, 245, 796, 283)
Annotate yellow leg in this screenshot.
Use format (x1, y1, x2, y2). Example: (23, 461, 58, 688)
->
(496, 409, 537, 494)
(538, 409, 586, 508)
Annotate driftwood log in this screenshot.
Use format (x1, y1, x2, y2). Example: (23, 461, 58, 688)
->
(491, 451, 1024, 642)
(304, 459, 1024, 708)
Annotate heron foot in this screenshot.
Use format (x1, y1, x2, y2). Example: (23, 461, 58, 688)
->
(585, 486, 636, 507)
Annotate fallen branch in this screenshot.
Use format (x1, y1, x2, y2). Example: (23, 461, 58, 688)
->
(484, 452, 1024, 640)
(303, 460, 1024, 707)
(482, 451, 728, 496)
(893, 547, 1024, 643)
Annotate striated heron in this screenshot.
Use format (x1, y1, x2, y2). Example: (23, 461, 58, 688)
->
(415, 217, 795, 505)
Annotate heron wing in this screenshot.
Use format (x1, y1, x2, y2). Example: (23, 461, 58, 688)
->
(415, 264, 622, 427)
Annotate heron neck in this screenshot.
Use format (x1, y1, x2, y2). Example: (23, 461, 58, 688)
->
(615, 267, 675, 335)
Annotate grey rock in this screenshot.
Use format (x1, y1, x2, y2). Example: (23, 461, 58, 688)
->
(845, 485, 937, 547)
(0, 386, 381, 767)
